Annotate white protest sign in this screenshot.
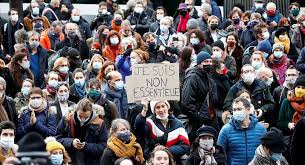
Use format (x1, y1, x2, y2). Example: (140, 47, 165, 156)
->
(125, 63, 180, 103)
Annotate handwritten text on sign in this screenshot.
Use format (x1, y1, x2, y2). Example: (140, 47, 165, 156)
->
(126, 63, 180, 103)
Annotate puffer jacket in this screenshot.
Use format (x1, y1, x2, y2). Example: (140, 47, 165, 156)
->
(217, 115, 267, 165)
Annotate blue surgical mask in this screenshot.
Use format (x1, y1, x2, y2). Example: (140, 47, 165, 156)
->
(21, 87, 31, 96)
(114, 81, 124, 90)
(190, 38, 200, 45)
(75, 78, 85, 87)
(274, 51, 283, 58)
(232, 111, 246, 121)
(50, 154, 64, 165)
(263, 52, 269, 58)
(92, 62, 102, 70)
(191, 55, 197, 62)
(271, 153, 282, 161)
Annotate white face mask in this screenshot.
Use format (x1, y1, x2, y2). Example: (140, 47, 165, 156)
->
(242, 73, 256, 85)
(213, 51, 222, 60)
(71, 15, 80, 22)
(32, 7, 40, 16)
(57, 92, 69, 102)
(30, 98, 42, 108)
(262, 31, 270, 40)
(156, 15, 164, 21)
(199, 139, 214, 150)
(11, 15, 18, 22)
(156, 114, 169, 120)
(21, 61, 30, 69)
(251, 61, 263, 70)
(110, 37, 119, 45)
(134, 7, 144, 14)
(0, 136, 14, 150)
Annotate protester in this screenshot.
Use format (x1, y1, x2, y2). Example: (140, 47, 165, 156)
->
(146, 145, 176, 165)
(0, 121, 17, 164)
(45, 137, 70, 165)
(0, 77, 17, 125)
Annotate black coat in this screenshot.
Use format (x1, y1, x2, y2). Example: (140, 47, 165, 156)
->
(290, 117, 305, 165)
(0, 67, 16, 97)
(69, 17, 92, 40)
(56, 37, 89, 60)
(69, 83, 84, 104)
(185, 145, 227, 165)
(49, 99, 75, 125)
(127, 12, 151, 36)
(90, 14, 113, 30)
(100, 147, 141, 165)
(3, 96, 18, 126)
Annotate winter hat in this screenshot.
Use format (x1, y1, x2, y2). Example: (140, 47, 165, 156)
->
(187, 19, 199, 30)
(66, 47, 81, 60)
(197, 125, 218, 140)
(293, 74, 305, 88)
(211, 40, 225, 51)
(257, 39, 272, 54)
(196, 52, 211, 65)
(178, 3, 188, 10)
(16, 132, 49, 157)
(150, 100, 170, 114)
(274, 27, 287, 38)
(261, 127, 286, 153)
(45, 137, 65, 152)
(272, 43, 284, 52)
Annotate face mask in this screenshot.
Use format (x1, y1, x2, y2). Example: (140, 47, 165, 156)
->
(30, 41, 39, 49)
(274, 51, 283, 58)
(88, 89, 101, 102)
(117, 131, 131, 143)
(267, 10, 276, 16)
(291, 9, 300, 16)
(266, 77, 273, 86)
(156, 113, 169, 120)
(213, 51, 222, 60)
(233, 110, 246, 122)
(77, 114, 90, 126)
(199, 139, 214, 150)
(11, 15, 18, 22)
(71, 15, 80, 22)
(21, 87, 31, 96)
(57, 93, 69, 102)
(0, 136, 14, 150)
(227, 41, 235, 47)
(295, 88, 305, 98)
(68, 31, 77, 39)
(114, 19, 122, 26)
(30, 98, 42, 108)
(110, 37, 119, 45)
(100, 9, 108, 15)
(130, 58, 137, 66)
(32, 7, 40, 16)
(21, 61, 30, 69)
(271, 153, 282, 161)
(249, 21, 259, 28)
(48, 80, 58, 88)
(191, 55, 197, 62)
(180, 10, 187, 17)
(233, 18, 240, 24)
(255, 3, 264, 9)
(210, 24, 218, 30)
(134, 7, 144, 14)
(50, 154, 64, 165)
(252, 61, 263, 70)
(285, 76, 297, 86)
(242, 73, 256, 85)
(190, 38, 200, 45)
(114, 81, 124, 90)
(59, 66, 69, 74)
(160, 25, 168, 33)
(202, 65, 213, 73)
(92, 62, 102, 70)
(262, 31, 270, 40)
(156, 15, 163, 21)
(75, 78, 85, 87)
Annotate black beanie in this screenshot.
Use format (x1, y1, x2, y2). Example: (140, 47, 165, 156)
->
(294, 75, 305, 88)
(16, 132, 49, 157)
(261, 127, 286, 153)
(211, 40, 225, 51)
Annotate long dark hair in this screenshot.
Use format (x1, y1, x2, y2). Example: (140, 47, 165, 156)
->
(179, 47, 193, 72)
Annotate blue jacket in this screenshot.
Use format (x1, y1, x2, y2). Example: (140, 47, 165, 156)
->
(104, 84, 128, 119)
(16, 106, 57, 138)
(265, 11, 282, 24)
(56, 113, 108, 165)
(211, 0, 222, 21)
(115, 55, 132, 81)
(217, 115, 266, 165)
(240, 28, 255, 48)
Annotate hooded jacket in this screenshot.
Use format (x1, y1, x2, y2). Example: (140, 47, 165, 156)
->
(217, 115, 267, 165)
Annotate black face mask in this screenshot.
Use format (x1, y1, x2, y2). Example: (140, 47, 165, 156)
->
(179, 11, 187, 17)
(202, 65, 214, 73)
(114, 19, 122, 26)
(210, 24, 218, 30)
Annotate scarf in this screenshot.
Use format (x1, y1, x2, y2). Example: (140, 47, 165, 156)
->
(301, 26, 305, 35)
(47, 85, 57, 96)
(29, 98, 47, 112)
(253, 145, 278, 165)
(0, 95, 9, 122)
(198, 147, 217, 165)
(111, 20, 121, 33)
(75, 83, 86, 98)
(177, 12, 190, 33)
(274, 37, 290, 54)
(107, 133, 144, 164)
(288, 96, 305, 123)
(59, 72, 68, 81)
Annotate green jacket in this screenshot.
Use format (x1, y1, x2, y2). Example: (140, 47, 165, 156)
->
(277, 98, 295, 133)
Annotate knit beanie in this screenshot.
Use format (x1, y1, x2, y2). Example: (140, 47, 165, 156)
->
(150, 101, 170, 114)
(261, 127, 286, 153)
(16, 132, 49, 157)
(45, 137, 65, 152)
(196, 52, 211, 65)
(272, 43, 284, 52)
(257, 39, 272, 54)
(211, 40, 225, 51)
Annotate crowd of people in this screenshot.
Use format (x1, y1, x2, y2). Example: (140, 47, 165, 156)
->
(0, 0, 305, 164)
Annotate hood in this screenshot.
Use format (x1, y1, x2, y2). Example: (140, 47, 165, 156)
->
(243, 46, 255, 57)
(230, 114, 258, 130)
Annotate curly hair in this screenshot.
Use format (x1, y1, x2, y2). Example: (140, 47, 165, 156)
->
(187, 29, 206, 44)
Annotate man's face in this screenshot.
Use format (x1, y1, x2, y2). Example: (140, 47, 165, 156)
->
(29, 93, 43, 103)
(29, 35, 40, 43)
(109, 73, 122, 87)
(31, 2, 39, 9)
(1, 129, 14, 139)
(232, 101, 249, 117)
(160, 19, 170, 27)
(71, 10, 80, 17)
(65, 24, 76, 34)
(185, 0, 193, 10)
(10, 10, 18, 17)
(201, 59, 213, 66)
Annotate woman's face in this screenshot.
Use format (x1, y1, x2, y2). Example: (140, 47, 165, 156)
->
(48, 73, 59, 81)
(240, 92, 251, 100)
(190, 33, 197, 39)
(154, 102, 169, 118)
(209, 18, 218, 25)
(92, 58, 103, 64)
(231, 12, 240, 20)
(115, 122, 129, 136)
(200, 135, 213, 140)
(57, 85, 69, 95)
(226, 35, 236, 43)
(153, 150, 169, 165)
(130, 52, 142, 63)
(51, 149, 63, 155)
